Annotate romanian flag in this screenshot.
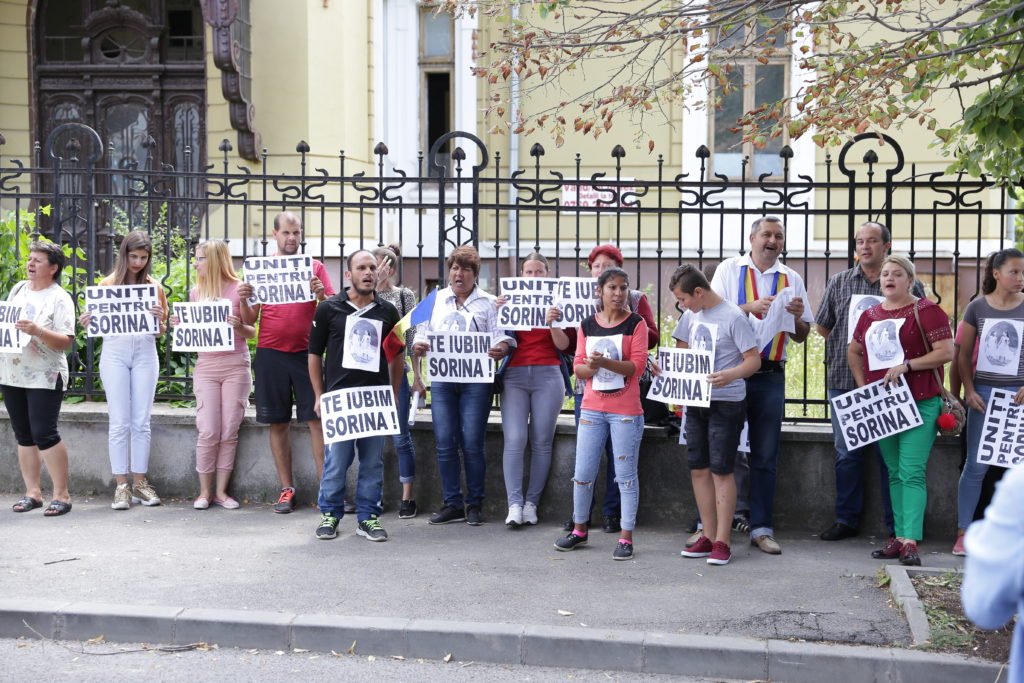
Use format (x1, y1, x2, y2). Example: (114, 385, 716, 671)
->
(383, 286, 438, 362)
(738, 265, 789, 361)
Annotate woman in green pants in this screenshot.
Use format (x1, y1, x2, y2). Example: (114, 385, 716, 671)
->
(848, 255, 954, 566)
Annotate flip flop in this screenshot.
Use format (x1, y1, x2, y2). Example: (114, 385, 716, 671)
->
(12, 497, 42, 513)
(43, 500, 72, 517)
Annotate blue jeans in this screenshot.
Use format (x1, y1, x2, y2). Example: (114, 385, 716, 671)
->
(318, 435, 385, 522)
(393, 374, 417, 484)
(573, 394, 620, 517)
(958, 384, 1019, 529)
(829, 388, 896, 535)
(573, 409, 643, 531)
(746, 371, 785, 538)
(431, 381, 492, 508)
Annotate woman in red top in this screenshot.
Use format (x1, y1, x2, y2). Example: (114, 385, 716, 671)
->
(848, 255, 953, 566)
(499, 253, 573, 527)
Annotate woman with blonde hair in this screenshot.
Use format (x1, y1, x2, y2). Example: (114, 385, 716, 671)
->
(174, 240, 255, 509)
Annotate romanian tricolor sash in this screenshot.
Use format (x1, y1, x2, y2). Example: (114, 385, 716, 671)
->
(738, 265, 789, 360)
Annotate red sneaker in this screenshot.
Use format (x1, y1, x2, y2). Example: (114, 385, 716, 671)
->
(273, 487, 296, 514)
(707, 541, 732, 565)
(681, 535, 713, 558)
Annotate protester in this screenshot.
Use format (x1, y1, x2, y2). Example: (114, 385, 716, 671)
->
(814, 222, 924, 542)
(555, 267, 648, 560)
(412, 245, 514, 526)
(849, 255, 953, 566)
(238, 211, 334, 514)
(3, 242, 76, 516)
(308, 250, 403, 541)
(672, 264, 760, 566)
(175, 240, 255, 510)
(710, 216, 814, 554)
(962, 466, 1024, 683)
(79, 231, 169, 510)
(954, 248, 1024, 556)
(499, 253, 572, 527)
(373, 244, 423, 519)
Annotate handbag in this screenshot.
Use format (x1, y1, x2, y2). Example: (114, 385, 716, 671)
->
(911, 303, 966, 437)
(493, 347, 513, 396)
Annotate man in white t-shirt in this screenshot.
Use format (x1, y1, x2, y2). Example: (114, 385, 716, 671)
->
(710, 216, 815, 554)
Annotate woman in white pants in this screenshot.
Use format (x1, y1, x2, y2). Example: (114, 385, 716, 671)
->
(80, 231, 168, 510)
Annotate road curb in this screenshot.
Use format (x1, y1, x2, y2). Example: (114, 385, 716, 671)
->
(886, 565, 963, 647)
(0, 599, 999, 682)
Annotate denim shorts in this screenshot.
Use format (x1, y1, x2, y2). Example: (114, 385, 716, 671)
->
(684, 399, 747, 475)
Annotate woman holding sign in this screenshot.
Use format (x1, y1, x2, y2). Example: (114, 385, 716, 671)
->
(79, 231, 168, 510)
(555, 266, 649, 560)
(175, 240, 255, 510)
(2, 242, 76, 516)
(849, 255, 953, 566)
(954, 248, 1024, 557)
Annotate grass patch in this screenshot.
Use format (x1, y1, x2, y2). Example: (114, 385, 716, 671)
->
(912, 571, 1013, 663)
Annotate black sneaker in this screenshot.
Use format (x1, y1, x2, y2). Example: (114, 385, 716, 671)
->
(398, 499, 418, 519)
(819, 522, 858, 541)
(429, 505, 466, 525)
(466, 505, 483, 526)
(315, 513, 339, 540)
(273, 487, 296, 514)
(602, 515, 621, 533)
(554, 532, 588, 551)
(613, 541, 634, 560)
(731, 516, 750, 534)
(357, 516, 388, 542)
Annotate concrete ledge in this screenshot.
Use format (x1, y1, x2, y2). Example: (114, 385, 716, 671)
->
(887, 566, 962, 648)
(0, 599, 1000, 680)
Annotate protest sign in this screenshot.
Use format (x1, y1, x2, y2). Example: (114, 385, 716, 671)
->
(847, 295, 882, 343)
(242, 255, 314, 305)
(647, 346, 714, 408)
(0, 302, 29, 351)
(343, 316, 383, 372)
(751, 287, 796, 351)
(320, 385, 400, 445)
(586, 334, 625, 391)
(865, 318, 906, 371)
(977, 319, 1024, 376)
(498, 277, 558, 330)
(172, 300, 235, 352)
(84, 284, 160, 337)
(553, 277, 597, 328)
(425, 331, 495, 383)
(977, 388, 1024, 469)
(830, 377, 923, 450)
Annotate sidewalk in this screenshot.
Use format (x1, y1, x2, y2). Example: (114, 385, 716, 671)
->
(0, 498, 994, 681)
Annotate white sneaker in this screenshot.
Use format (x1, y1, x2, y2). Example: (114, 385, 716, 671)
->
(522, 502, 538, 525)
(505, 504, 523, 527)
(111, 483, 131, 510)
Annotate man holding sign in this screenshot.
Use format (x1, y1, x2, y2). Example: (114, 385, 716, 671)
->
(239, 211, 334, 514)
(308, 250, 402, 542)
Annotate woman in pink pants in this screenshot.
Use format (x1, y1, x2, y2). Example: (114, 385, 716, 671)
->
(175, 240, 255, 509)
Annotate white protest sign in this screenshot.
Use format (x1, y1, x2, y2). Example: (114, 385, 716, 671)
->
(342, 316, 382, 372)
(0, 302, 29, 351)
(172, 300, 235, 352)
(751, 287, 796, 351)
(435, 309, 473, 332)
(425, 331, 495, 383)
(586, 334, 625, 391)
(977, 319, 1024, 376)
(84, 284, 160, 337)
(320, 385, 400, 444)
(242, 255, 315, 305)
(866, 318, 907, 371)
(553, 277, 597, 328)
(830, 377, 923, 451)
(738, 421, 751, 453)
(847, 294, 883, 343)
(498, 277, 558, 330)
(647, 346, 714, 408)
(977, 388, 1024, 469)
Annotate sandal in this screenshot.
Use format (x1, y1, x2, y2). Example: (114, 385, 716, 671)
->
(12, 496, 42, 513)
(43, 500, 72, 517)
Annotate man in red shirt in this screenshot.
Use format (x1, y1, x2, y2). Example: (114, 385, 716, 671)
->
(239, 211, 335, 513)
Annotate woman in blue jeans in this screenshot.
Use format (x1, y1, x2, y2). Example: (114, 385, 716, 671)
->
(955, 247, 1024, 556)
(554, 267, 649, 560)
(412, 245, 515, 526)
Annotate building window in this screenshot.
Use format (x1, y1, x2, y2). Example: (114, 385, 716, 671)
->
(708, 7, 789, 179)
(420, 5, 454, 175)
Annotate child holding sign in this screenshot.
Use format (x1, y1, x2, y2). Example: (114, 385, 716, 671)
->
(671, 264, 761, 565)
(554, 267, 649, 560)
(955, 248, 1024, 557)
(79, 231, 168, 510)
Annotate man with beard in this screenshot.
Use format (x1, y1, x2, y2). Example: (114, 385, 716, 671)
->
(308, 250, 402, 541)
(710, 216, 814, 554)
(239, 211, 334, 513)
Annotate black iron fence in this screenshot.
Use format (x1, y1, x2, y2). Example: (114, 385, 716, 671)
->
(1, 124, 1021, 417)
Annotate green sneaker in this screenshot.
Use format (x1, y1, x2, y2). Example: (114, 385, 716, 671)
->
(315, 513, 340, 540)
(356, 516, 388, 542)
